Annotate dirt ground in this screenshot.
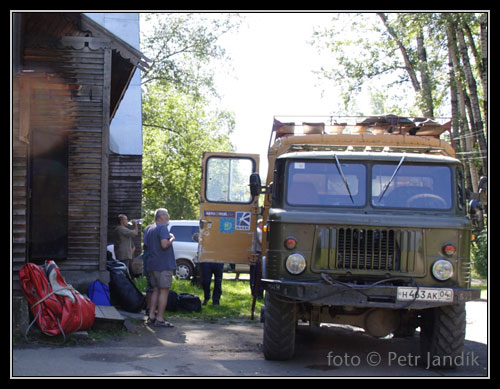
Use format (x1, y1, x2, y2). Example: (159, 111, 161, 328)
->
(12, 300, 488, 377)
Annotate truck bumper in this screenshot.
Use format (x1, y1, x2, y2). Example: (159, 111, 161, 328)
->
(261, 278, 481, 309)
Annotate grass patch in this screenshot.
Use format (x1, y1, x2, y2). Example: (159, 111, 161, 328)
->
(135, 275, 264, 322)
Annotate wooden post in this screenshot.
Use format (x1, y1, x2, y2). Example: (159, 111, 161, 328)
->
(100, 48, 111, 273)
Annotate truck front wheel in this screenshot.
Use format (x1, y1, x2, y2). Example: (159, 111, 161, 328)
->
(263, 292, 297, 360)
(419, 303, 466, 369)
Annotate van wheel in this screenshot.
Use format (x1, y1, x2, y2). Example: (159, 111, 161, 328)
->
(175, 259, 194, 280)
(419, 303, 466, 369)
(263, 292, 296, 360)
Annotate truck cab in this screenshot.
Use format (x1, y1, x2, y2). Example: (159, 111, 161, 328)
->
(198, 115, 482, 366)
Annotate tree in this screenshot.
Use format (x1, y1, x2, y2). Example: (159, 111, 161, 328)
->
(376, 13, 426, 111)
(446, 20, 478, 191)
(312, 13, 408, 113)
(453, 14, 487, 170)
(140, 13, 241, 221)
(142, 83, 234, 221)
(141, 13, 241, 99)
(444, 13, 488, 179)
(311, 13, 446, 116)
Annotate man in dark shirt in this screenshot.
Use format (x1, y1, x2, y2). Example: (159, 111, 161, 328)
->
(143, 208, 176, 327)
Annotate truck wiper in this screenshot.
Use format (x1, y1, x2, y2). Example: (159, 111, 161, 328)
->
(333, 154, 354, 204)
(378, 155, 406, 202)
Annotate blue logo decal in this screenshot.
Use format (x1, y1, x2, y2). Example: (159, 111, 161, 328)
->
(236, 212, 251, 231)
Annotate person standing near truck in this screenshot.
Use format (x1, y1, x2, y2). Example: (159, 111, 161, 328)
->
(143, 208, 176, 328)
(201, 262, 224, 306)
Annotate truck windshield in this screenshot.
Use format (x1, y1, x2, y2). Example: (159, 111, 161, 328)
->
(286, 161, 366, 206)
(372, 164, 452, 210)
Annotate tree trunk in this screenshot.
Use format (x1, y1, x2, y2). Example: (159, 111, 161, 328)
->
(448, 50, 460, 147)
(455, 20, 487, 173)
(479, 13, 488, 137)
(446, 17, 479, 192)
(377, 13, 421, 94)
(416, 30, 434, 117)
(460, 92, 480, 193)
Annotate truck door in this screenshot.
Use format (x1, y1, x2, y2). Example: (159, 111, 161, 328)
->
(199, 152, 260, 264)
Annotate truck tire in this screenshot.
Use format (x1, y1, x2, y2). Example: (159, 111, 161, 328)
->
(419, 303, 466, 369)
(263, 292, 297, 360)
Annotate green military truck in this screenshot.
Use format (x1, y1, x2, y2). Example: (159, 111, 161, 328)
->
(198, 115, 483, 368)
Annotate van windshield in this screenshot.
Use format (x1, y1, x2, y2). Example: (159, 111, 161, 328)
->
(286, 161, 366, 207)
(372, 164, 452, 210)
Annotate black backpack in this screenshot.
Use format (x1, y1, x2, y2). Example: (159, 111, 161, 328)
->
(107, 259, 145, 313)
(165, 291, 201, 313)
(178, 293, 202, 313)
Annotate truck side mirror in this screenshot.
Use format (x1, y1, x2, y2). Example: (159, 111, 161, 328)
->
(250, 173, 262, 197)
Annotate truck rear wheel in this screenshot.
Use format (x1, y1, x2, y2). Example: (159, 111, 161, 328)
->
(263, 292, 297, 360)
(419, 303, 466, 369)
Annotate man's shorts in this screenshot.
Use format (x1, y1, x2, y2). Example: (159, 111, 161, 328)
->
(148, 270, 173, 289)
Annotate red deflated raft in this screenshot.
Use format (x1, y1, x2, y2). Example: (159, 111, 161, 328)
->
(19, 261, 95, 339)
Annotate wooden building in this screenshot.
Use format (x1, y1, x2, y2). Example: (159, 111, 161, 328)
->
(12, 12, 149, 325)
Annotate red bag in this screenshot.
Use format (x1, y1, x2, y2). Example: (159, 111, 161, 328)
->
(19, 261, 95, 339)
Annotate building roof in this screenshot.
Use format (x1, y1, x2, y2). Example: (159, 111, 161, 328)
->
(79, 13, 149, 120)
(80, 14, 150, 72)
(17, 12, 150, 120)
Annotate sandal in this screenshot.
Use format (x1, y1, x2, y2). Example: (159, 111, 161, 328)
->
(145, 317, 156, 325)
(155, 320, 174, 328)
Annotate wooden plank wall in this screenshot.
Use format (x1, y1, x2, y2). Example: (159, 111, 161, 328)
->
(107, 154, 143, 256)
(65, 46, 106, 270)
(13, 42, 109, 282)
(12, 77, 28, 282)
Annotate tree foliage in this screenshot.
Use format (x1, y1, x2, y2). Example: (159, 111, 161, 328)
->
(140, 13, 240, 221)
(141, 13, 241, 100)
(142, 84, 234, 221)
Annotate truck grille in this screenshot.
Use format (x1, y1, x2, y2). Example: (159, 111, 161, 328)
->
(337, 228, 398, 271)
(312, 226, 423, 274)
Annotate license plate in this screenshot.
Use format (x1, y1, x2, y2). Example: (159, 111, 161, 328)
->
(397, 287, 454, 302)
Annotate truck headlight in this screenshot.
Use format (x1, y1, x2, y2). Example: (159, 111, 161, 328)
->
(432, 259, 454, 281)
(285, 253, 306, 275)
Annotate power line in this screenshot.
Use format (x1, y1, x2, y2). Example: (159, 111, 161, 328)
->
(452, 130, 487, 141)
(455, 150, 484, 155)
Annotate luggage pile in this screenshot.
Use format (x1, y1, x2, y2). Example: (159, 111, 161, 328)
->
(20, 255, 203, 339)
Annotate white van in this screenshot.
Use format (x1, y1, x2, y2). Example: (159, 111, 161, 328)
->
(169, 220, 199, 280)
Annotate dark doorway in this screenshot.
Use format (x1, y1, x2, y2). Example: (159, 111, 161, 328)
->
(28, 128, 68, 261)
